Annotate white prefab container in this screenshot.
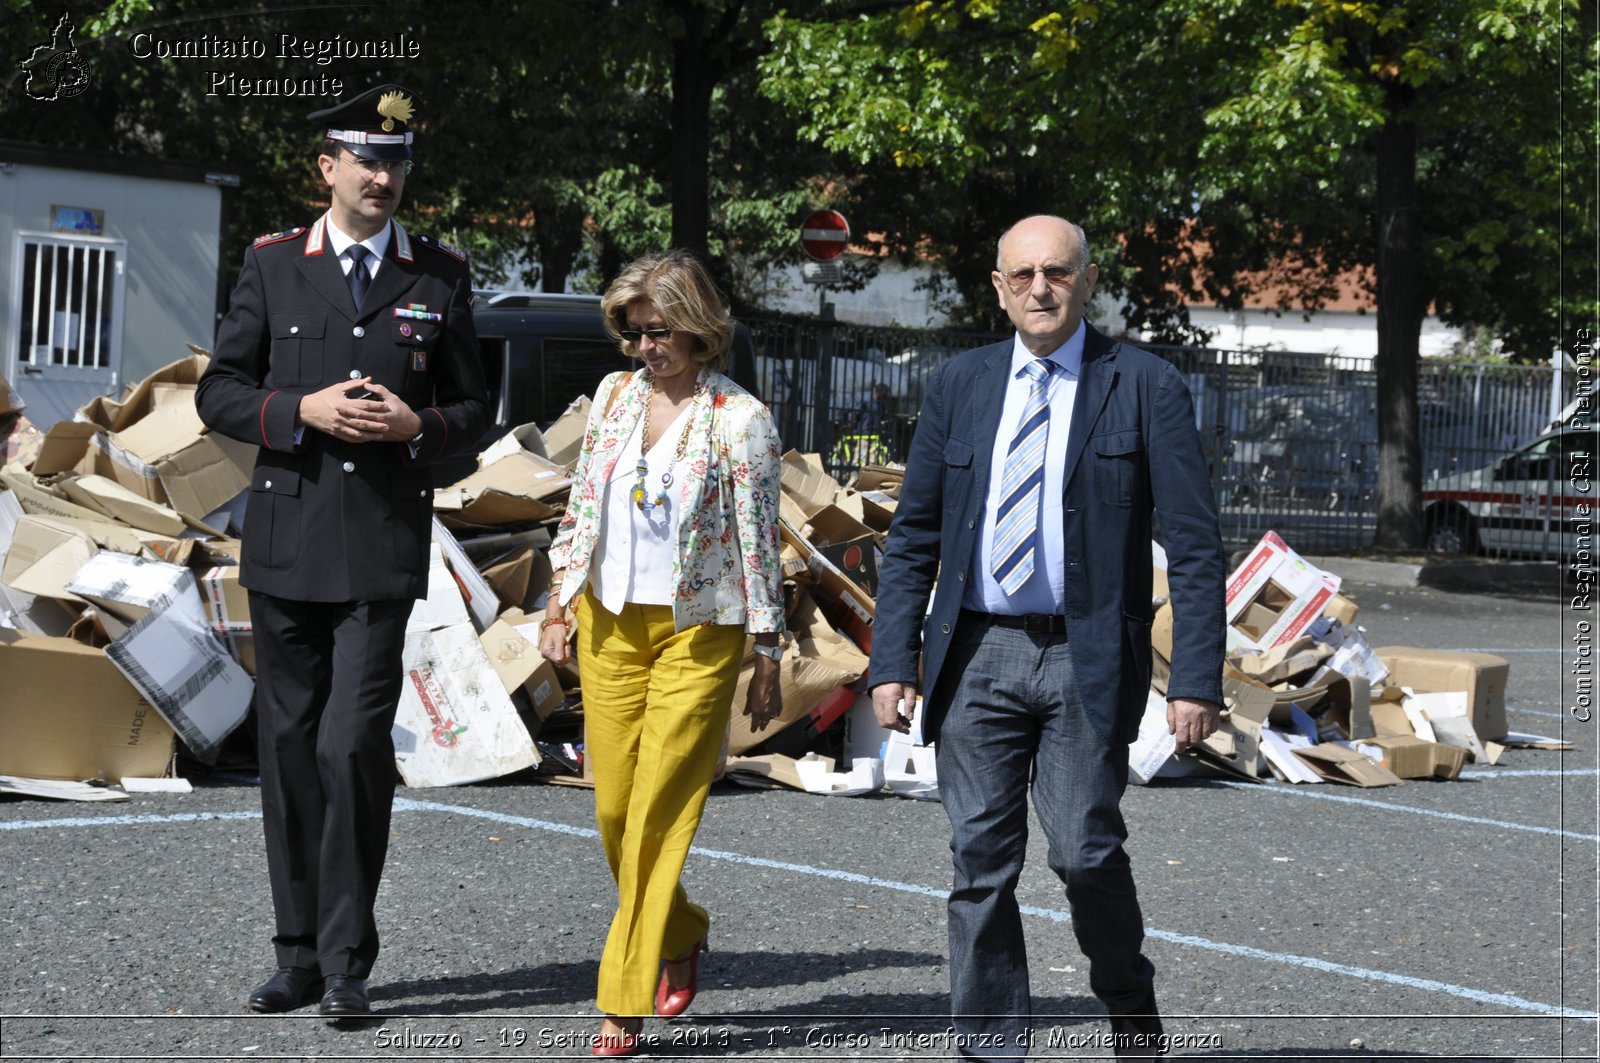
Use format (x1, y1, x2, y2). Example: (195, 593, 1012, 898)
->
(0, 140, 237, 429)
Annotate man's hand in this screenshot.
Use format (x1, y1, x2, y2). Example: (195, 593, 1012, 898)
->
(296, 377, 422, 443)
(1168, 697, 1222, 752)
(872, 682, 918, 734)
(743, 655, 783, 731)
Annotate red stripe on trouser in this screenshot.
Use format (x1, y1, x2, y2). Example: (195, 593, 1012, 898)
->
(576, 590, 745, 1015)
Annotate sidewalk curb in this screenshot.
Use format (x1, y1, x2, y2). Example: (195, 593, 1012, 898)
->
(1306, 556, 1562, 593)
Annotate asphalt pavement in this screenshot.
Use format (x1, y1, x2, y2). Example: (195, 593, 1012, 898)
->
(1, 573, 1595, 1062)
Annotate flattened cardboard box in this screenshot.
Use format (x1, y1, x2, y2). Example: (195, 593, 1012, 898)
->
(104, 592, 254, 764)
(1, 515, 98, 601)
(393, 621, 539, 787)
(1291, 742, 1403, 787)
(780, 450, 842, 516)
(47, 354, 253, 521)
(727, 646, 863, 756)
(542, 395, 590, 469)
(479, 617, 565, 721)
(0, 630, 176, 781)
(779, 517, 876, 653)
(447, 450, 571, 526)
(1355, 735, 1465, 780)
(60, 474, 186, 536)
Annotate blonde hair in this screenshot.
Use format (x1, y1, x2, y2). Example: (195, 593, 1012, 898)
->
(600, 250, 733, 371)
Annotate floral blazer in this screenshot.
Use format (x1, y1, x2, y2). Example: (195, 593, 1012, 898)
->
(548, 366, 786, 634)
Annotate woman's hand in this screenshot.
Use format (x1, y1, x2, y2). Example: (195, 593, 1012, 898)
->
(743, 654, 783, 731)
(539, 614, 571, 665)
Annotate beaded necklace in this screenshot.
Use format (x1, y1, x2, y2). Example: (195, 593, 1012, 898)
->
(632, 373, 703, 514)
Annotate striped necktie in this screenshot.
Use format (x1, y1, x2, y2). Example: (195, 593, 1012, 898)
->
(992, 358, 1055, 594)
(346, 244, 370, 310)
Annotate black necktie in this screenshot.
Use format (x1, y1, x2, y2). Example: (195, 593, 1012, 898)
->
(346, 244, 370, 310)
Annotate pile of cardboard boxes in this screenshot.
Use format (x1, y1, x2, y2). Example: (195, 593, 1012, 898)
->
(0, 357, 1554, 803)
(1137, 530, 1556, 788)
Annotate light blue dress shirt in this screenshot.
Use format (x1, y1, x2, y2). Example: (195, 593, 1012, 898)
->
(963, 321, 1085, 615)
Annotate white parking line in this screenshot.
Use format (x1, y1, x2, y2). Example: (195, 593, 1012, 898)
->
(0, 810, 263, 831)
(1459, 768, 1600, 779)
(1436, 648, 1564, 653)
(1210, 780, 1599, 841)
(5, 800, 1594, 1021)
(395, 799, 1599, 1021)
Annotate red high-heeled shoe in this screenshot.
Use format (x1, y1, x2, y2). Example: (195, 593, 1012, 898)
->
(592, 1016, 644, 1058)
(654, 938, 707, 1018)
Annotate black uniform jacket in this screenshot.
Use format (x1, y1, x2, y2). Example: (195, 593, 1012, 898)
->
(197, 215, 489, 603)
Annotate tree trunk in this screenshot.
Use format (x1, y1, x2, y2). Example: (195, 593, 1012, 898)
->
(670, 6, 713, 258)
(1372, 109, 1425, 551)
(532, 202, 586, 293)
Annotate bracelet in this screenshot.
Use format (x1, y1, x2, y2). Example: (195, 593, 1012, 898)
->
(540, 616, 569, 633)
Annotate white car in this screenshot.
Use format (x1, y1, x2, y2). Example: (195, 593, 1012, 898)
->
(1422, 425, 1594, 559)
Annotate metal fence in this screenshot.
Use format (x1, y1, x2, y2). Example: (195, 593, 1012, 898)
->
(744, 315, 1574, 556)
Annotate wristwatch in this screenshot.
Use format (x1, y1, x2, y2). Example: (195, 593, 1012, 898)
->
(752, 641, 785, 663)
(408, 428, 425, 448)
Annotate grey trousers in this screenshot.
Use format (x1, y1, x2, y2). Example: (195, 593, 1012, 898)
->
(934, 616, 1157, 1061)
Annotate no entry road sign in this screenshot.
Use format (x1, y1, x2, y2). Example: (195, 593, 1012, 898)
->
(800, 209, 850, 261)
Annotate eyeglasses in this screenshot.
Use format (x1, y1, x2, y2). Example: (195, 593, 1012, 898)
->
(341, 152, 413, 177)
(999, 265, 1079, 292)
(619, 327, 674, 343)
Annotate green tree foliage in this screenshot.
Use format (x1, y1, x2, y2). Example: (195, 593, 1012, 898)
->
(759, 0, 1593, 548)
(757, 1, 1311, 337)
(0, 0, 833, 309)
(1176, 0, 1590, 547)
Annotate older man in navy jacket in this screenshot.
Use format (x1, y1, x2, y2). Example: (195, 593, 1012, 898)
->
(870, 215, 1225, 1060)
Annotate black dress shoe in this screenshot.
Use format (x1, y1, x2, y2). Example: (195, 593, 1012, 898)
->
(247, 968, 324, 1013)
(1110, 1013, 1166, 1059)
(319, 975, 371, 1016)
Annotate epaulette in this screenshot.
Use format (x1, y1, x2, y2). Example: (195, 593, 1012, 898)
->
(416, 234, 468, 264)
(253, 227, 304, 248)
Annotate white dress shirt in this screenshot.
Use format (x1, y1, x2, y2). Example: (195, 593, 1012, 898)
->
(964, 321, 1085, 615)
(323, 214, 389, 283)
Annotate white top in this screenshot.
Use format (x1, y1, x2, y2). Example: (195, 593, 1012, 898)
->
(964, 321, 1086, 615)
(590, 409, 688, 613)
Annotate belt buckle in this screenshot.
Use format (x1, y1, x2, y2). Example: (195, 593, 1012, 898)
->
(1022, 614, 1053, 635)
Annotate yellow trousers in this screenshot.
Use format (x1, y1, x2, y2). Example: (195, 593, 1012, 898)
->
(575, 591, 745, 1016)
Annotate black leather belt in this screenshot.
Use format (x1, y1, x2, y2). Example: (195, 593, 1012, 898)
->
(961, 609, 1068, 636)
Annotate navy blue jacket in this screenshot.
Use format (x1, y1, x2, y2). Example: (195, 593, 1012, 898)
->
(868, 326, 1225, 745)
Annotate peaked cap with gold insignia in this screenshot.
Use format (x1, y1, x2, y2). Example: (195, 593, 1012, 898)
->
(306, 83, 420, 162)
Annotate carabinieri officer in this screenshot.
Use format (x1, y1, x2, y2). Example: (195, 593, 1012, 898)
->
(196, 83, 489, 1019)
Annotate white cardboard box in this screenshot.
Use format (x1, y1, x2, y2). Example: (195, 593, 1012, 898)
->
(392, 621, 539, 787)
(104, 592, 253, 764)
(407, 542, 472, 634)
(1225, 531, 1342, 653)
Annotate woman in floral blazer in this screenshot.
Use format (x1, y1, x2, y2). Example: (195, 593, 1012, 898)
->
(538, 250, 784, 1057)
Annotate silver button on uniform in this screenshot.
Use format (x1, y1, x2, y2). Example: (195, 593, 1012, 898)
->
(349, 369, 361, 380)
(289, 326, 299, 335)
(263, 480, 272, 489)
(342, 461, 355, 473)
(352, 326, 365, 338)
